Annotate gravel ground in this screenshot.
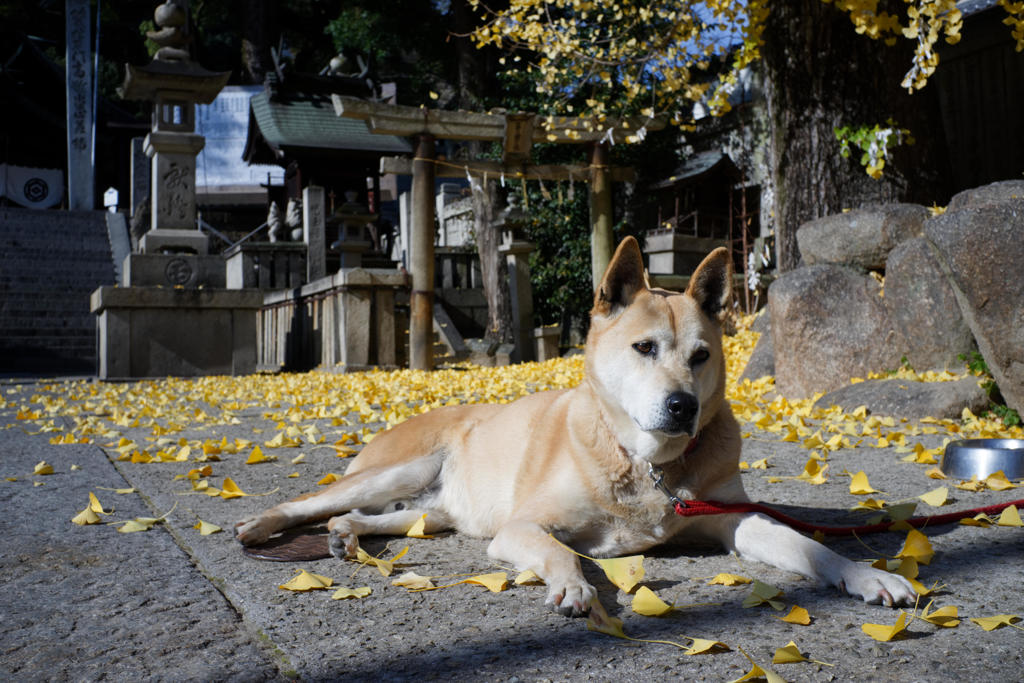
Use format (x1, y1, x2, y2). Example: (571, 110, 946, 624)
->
(2, 376, 1022, 682)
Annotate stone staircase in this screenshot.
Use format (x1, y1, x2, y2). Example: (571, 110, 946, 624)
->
(0, 208, 116, 374)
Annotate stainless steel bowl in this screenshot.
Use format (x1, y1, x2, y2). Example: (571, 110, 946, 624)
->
(941, 439, 1024, 480)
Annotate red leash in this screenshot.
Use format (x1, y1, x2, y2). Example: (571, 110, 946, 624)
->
(669, 498, 1024, 536)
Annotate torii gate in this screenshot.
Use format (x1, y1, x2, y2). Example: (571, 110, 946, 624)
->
(332, 96, 664, 370)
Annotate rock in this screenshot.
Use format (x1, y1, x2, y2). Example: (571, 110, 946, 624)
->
(813, 376, 989, 420)
(947, 180, 1024, 211)
(884, 237, 976, 371)
(768, 264, 902, 398)
(796, 204, 930, 270)
(925, 200, 1024, 415)
(740, 314, 775, 382)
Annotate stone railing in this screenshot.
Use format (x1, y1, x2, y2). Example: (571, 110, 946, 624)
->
(258, 267, 407, 372)
(224, 242, 306, 290)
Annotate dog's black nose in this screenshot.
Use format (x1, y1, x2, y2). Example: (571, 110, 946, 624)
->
(665, 391, 698, 431)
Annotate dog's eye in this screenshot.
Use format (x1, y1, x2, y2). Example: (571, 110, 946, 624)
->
(690, 348, 710, 365)
(632, 340, 656, 357)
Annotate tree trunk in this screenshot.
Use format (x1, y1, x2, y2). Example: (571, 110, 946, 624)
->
(761, 0, 952, 271)
(471, 180, 515, 344)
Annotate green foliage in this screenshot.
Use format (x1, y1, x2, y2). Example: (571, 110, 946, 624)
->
(834, 120, 914, 179)
(959, 351, 1022, 427)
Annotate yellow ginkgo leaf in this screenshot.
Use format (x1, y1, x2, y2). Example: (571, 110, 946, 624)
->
(246, 446, 274, 464)
(742, 581, 785, 610)
(279, 569, 333, 591)
(33, 461, 54, 475)
(331, 586, 372, 600)
(778, 605, 811, 625)
(220, 477, 247, 499)
(997, 505, 1023, 527)
(985, 471, 1017, 491)
(392, 571, 436, 590)
(851, 498, 887, 511)
(682, 637, 730, 655)
(918, 486, 948, 507)
(849, 470, 879, 495)
(895, 528, 934, 565)
(354, 545, 408, 577)
(117, 518, 157, 533)
(194, 520, 223, 535)
(593, 555, 645, 593)
(969, 614, 1021, 631)
(287, 472, 300, 478)
(960, 513, 994, 527)
(586, 599, 690, 650)
(955, 478, 986, 492)
(796, 458, 828, 485)
(920, 600, 960, 628)
(514, 570, 544, 585)
(925, 467, 947, 480)
(729, 647, 785, 683)
(460, 572, 508, 593)
(862, 611, 909, 641)
(318, 473, 340, 486)
(750, 457, 770, 469)
(631, 586, 673, 616)
(708, 573, 751, 586)
(71, 505, 101, 525)
(406, 513, 433, 538)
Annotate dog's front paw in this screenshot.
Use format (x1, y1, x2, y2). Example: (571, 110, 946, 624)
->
(839, 565, 916, 607)
(544, 579, 597, 617)
(234, 515, 272, 546)
(327, 516, 359, 560)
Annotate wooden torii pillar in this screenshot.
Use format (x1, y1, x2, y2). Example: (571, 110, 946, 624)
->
(333, 95, 663, 370)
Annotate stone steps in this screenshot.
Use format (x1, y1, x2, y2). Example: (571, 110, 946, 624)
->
(0, 207, 115, 372)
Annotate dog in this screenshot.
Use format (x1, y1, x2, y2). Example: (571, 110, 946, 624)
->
(235, 237, 915, 615)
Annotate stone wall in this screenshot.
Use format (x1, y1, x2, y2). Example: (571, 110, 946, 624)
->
(743, 180, 1024, 416)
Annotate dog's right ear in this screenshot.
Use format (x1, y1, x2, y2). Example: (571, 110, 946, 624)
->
(593, 236, 647, 316)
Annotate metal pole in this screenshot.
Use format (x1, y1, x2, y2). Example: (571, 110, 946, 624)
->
(589, 141, 613, 290)
(409, 134, 436, 371)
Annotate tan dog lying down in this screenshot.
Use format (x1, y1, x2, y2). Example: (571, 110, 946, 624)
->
(236, 237, 915, 615)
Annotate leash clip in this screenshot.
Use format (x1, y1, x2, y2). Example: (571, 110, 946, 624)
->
(648, 463, 686, 509)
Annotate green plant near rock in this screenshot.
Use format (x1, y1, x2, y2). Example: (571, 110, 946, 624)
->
(958, 351, 1022, 427)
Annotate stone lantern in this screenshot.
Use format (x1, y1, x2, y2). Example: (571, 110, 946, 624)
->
(119, 0, 229, 259)
(329, 191, 377, 269)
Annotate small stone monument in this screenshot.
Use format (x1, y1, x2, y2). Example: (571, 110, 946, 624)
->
(330, 191, 376, 269)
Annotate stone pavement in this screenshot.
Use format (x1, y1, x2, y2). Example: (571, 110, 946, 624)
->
(2, 376, 1023, 682)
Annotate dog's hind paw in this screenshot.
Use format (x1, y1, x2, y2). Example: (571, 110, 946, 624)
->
(545, 580, 598, 617)
(327, 517, 360, 559)
(234, 516, 272, 546)
(839, 565, 916, 607)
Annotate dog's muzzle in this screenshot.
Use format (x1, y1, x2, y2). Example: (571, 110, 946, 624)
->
(663, 391, 699, 436)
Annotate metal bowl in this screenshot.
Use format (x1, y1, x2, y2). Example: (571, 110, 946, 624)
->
(941, 439, 1024, 480)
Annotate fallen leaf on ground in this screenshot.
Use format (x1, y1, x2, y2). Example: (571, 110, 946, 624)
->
(708, 573, 751, 586)
(392, 571, 436, 590)
(742, 581, 785, 610)
(773, 640, 831, 666)
(194, 520, 223, 535)
(778, 605, 811, 625)
(331, 586, 371, 600)
(997, 505, 1023, 527)
(549, 534, 644, 593)
(33, 461, 54, 475)
(985, 471, 1017, 491)
(969, 614, 1021, 631)
(631, 586, 673, 616)
(245, 446, 275, 464)
(918, 486, 949, 507)
(849, 471, 879, 495)
(354, 545, 409, 577)
(318, 473, 340, 485)
(920, 600, 960, 628)
(459, 572, 508, 592)
(279, 569, 333, 591)
(71, 492, 108, 525)
(514, 570, 544, 585)
(862, 612, 909, 641)
(896, 528, 934, 565)
(729, 647, 785, 683)
(586, 599, 689, 650)
(683, 637, 730, 655)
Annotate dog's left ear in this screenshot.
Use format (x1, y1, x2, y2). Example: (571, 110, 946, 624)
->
(685, 247, 732, 319)
(593, 236, 647, 315)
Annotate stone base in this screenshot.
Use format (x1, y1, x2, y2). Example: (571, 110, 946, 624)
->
(91, 286, 262, 379)
(140, 229, 210, 255)
(224, 242, 306, 289)
(123, 253, 226, 288)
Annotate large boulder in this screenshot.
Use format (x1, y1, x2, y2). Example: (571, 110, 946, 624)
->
(796, 203, 930, 270)
(813, 376, 989, 420)
(884, 237, 976, 371)
(925, 197, 1024, 414)
(769, 264, 903, 398)
(947, 180, 1024, 211)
